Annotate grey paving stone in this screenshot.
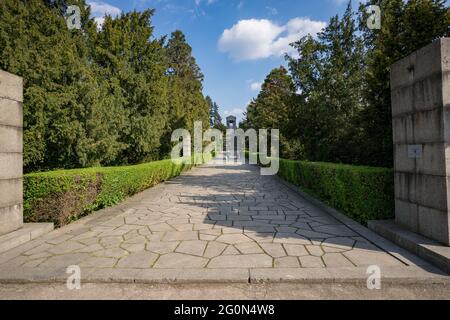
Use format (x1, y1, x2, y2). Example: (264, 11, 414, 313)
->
(148, 223, 175, 232)
(343, 250, 404, 267)
(216, 234, 253, 244)
(99, 236, 124, 248)
(284, 244, 308, 257)
(27, 251, 52, 260)
(81, 256, 117, 268)
(154, 253, 208, 268)
(203, 242, 227, 258)
(235, 242, 263, 254)
(244, 226, 276, 233)
(23, 243, 53, 256)
(122, 235, 147, 245)
(47, 241, 85, 255)
(295, 229, 331, 239)
(275, 227, 297, 233)
(275, 256, 300, 268)
(146, 233, 165, 242)
(162, 231, 198, 241)
(305, 245, 324, 257)
(322, 253, 354, 267)
(244, 232, 275, 243)
(76, 237, 100, 246)
(45, 234, 75, 245)
(222, 245, 241, 255)
(313, 225, 358, 237)
(322, 237, 355, 250)
(176, 240, 208, 256)
(146, 241, 179, 254)
(39, 253, 90, 268)
(299, 256, 325, 268)
(22, 257, 47, 268)
(172, 224, 194, 231)
(94, 248, 129, 259)
(260, 243, 286, 258)
(116, 251, 158, 268)
(273, 233, 311, 245)
(208, 254, 273, 268)
(199, 234, 217, 241)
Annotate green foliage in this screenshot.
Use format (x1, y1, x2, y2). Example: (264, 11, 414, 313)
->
(0, 0, 211, 171)
(277, 159, 394, 224)
(357, 0, 450, 167)
(245, 67, 295, 131)
(243, 67, 299, 158)
(23, 157, 210, 227)
(245, 0, 449, 167)
(159, 30, 211, 156)
(286, 3, 366, 164)
(206, 96, 224, 129)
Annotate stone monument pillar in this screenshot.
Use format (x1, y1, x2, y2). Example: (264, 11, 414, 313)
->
(225, 115, 238, 160)
(0, 70, 53, 254)
(226, 115, 237, 130)
(0, 70, 23, 236)
(391, 38, 450, 245)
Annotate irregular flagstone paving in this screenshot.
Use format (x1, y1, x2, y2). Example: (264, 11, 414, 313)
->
(0, 159, 447, 283)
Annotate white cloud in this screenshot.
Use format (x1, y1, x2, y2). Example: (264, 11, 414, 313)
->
(88, 1, 121, 16)
(94, 16, 105, 26)
(87, 1, 121, 27)
(195, 0, 217, 5)
(266, 6, 278, 16)
(218, 17, 326, 61)
(224, 108, 245, 122)
(250, 81, 262, 92)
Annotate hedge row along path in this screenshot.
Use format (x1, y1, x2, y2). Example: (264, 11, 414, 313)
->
(0, 158, 447, 284)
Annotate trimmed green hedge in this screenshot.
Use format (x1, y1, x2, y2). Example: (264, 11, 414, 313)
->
(24, 155, 211, 227)
(276, 159, 394, 224)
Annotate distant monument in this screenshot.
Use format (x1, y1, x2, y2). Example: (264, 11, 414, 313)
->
(226, 115, 237, 130)
(225, 115, 239, 160)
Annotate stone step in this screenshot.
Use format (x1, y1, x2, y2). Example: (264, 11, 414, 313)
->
(369, 220, 450, 274)
(0, 223, 54, 254)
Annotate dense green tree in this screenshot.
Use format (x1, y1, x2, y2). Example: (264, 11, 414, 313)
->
(244, 66, 300, 158)
(358, 0, 450, 167)
(93, 10, 169, 164)
(246, 67, 295, 130)
(164, 30, 209, 133)
(206, 95, 223, 128)
(286, 3, 366, 163)
(0, 0, 211, 171)
(159, 30, 209, 159)
(0, 0, 112, 170)
(245, 0, 448, 167)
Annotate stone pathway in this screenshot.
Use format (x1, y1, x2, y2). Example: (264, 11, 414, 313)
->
(0, 158, 448, 284)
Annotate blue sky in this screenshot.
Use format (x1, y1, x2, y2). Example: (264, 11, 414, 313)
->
(87, 0, 355, 122)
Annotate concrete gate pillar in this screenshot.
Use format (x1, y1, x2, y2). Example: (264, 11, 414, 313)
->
(390, 38, 450, 246)
(0, 70, 24, 235)
(369, 39, 450, 272)
(0, 70, 53, 253)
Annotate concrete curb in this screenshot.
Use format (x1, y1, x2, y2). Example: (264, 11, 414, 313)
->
(369, 220, 450, 273)
(0, 223, 54, 254)
(0, 266, 448, 285)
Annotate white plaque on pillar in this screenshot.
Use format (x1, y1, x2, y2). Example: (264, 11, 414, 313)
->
(407, 145, 423, 159)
